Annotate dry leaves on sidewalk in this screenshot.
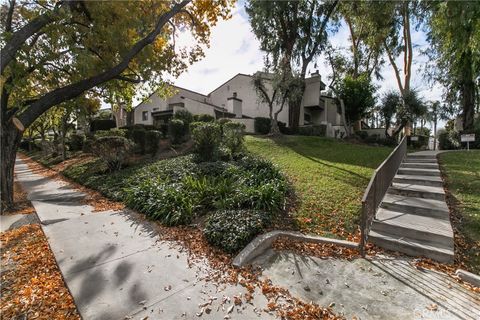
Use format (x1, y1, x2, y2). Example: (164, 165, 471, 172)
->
(0, 224, 80, 320)
(17, 153, 124, 212)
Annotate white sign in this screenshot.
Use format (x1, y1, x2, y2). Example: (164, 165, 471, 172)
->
(410, 136, 419, 141)
(461, 134, 475, 142)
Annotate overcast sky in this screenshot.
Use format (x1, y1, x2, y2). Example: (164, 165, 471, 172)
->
(168, 1, 445, 129)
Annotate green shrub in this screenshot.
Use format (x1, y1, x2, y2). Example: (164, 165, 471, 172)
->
(222, 122, 246, 156)
(217, 118, 232, 125)
(68, 134, 85, 151)
(438, 130, 460, 150)
(191, 122, 222, 161)
(90, 119, 116, 132)
(355, 130, 368, 140)
(121, 154, 288, 228)
(254, 117, 271, 134)
(298, 125, 327, 136)
(129, 129, 147, 154)
(193, 114, 215, 123)
(91, 136, 133, 171)
(204, 209, 269, 253)
(125, 180, 196, 226)
(145, 130, 162, 154)
(95, 128, 127, 138)
(173, 109, 194, 126)
(169, 119, 187, 145)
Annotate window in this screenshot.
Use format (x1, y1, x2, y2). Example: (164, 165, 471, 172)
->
(142, 111, 148, 121)
(304, 113, 311, 124)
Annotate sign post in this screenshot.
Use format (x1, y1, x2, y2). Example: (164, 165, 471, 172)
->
(461, 134, 475, 151)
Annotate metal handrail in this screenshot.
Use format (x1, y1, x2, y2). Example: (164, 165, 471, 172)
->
(359, 136, 407, 256)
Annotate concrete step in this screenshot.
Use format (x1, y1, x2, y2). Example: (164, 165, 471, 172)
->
(380, 194, 449, 219)
(397, 168, 441, 177)
(400, 162, 439, 169)
(403, 158, 437, 163)
(393, 175, 444, 187)
(406, 154, 437, 160)
(388, 183, 445, 201)
(369, 230, 454, 263)
(372, 208, 453, 244)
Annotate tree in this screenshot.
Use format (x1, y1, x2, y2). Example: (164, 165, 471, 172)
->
(336, 74, 376, 131)
(335, 1, 385, 80)
(426, 1, 480, 131)
(380, 89, 427, 138)
(380, 91, 401, 138)
(252, 72, 289, 135)
(0, 0, 233, 208)
(427, 100, 457, 150)
(246, 0, 338, 131)
(356, 1, 424, 134)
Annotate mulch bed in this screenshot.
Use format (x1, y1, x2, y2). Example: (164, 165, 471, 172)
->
(0, 224, 80, 319)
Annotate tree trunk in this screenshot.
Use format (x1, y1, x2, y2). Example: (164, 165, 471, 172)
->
(1, 122, 22, 210)
(433, 120, 437, 151)
(461, 52, 475, 131)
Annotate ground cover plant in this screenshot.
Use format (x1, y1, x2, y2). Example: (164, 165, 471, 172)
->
(439, 151, 480, 273)
(245, 135, 392, 238)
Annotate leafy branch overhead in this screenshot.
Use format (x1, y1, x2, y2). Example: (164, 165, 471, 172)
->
(0, 0, 234, 207)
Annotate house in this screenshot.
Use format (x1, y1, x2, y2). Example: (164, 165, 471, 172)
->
(133, 71, 344, 136)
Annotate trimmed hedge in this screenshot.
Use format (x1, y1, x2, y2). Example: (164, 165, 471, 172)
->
(68, 134, 85, 151)
(95, 128, 127, 138)
(191, 122, 222, 161)
(91, 136, 133, 171)
(298, 125, 327, 136)
(193, 114, 215, 123)
(169, 119, 187, 145)
(145, 130, 162, 154)
(254, 117, 271, 134)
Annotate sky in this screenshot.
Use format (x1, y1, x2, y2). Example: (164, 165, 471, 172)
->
(167, 1, 445, 129)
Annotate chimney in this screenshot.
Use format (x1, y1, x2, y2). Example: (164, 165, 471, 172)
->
(227, 93, 242, 118)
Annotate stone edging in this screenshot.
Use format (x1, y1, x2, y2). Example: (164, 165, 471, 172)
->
(232, 230, 359, 267)
(455, 269, 480, 288)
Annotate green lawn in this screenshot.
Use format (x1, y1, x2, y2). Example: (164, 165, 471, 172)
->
(245, 135, 392, 238)
(439, 151, 480, 272)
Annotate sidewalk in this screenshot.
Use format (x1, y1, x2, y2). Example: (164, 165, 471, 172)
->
(15, 158, 273, 320)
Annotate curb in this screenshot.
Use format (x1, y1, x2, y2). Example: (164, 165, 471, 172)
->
(233, 230, 359, 267)
(455, 269, 480, 288)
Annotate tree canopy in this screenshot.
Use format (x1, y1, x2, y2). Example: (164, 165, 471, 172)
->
(0, 0, 233, 207)
(426, 0, 480, 130)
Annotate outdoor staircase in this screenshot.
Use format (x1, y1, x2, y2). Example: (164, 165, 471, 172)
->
(368, 153, 455, 263)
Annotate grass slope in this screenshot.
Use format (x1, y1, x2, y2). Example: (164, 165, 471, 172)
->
(439, 150, 480, 272)
(245, 135, 392, 238)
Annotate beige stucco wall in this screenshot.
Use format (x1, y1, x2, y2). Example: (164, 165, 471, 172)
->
(227, 118, 255, 133)
(209, 74, 290, 124)
(133, 75, 341, 129)
(134, 87, 210, 125)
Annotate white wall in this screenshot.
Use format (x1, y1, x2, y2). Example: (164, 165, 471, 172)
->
(227, 118, 255, 133)
(183, 98, 216, 117)
(134, 87, 209, 124)
(209, 74, 290, 124)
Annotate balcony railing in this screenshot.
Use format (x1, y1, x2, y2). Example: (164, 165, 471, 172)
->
(359, 136, 407, 256)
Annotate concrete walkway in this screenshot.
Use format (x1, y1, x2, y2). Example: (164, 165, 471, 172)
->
(14, 158, 273, 320)
(369, 150, 455, 262)
(252, 250, 480, 320)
